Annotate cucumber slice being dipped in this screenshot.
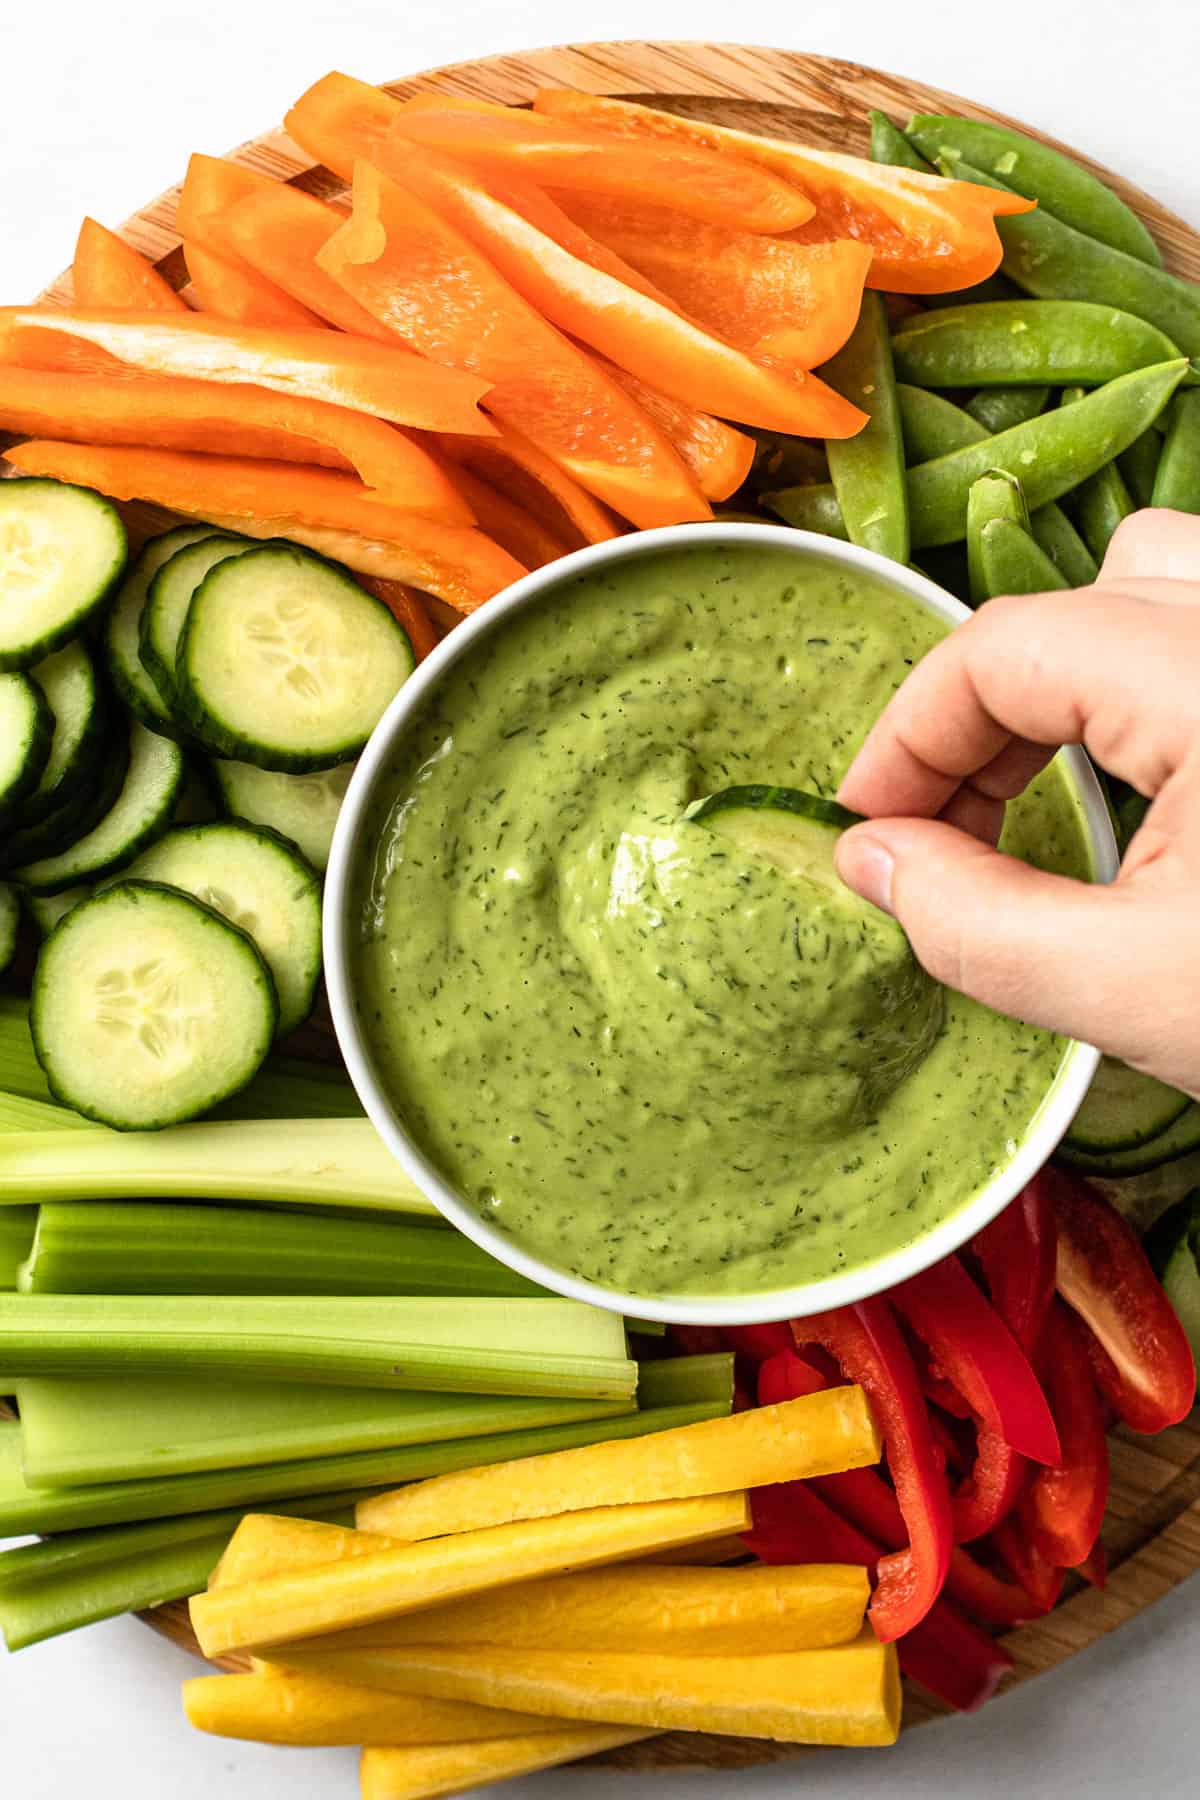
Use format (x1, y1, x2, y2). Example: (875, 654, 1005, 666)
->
(140, 534, 250, 714)
(212, 759, 354, 871)
(684, 785, 863, 891)
(105, 526, 216, 736)
(30, 880, 277, 1129)
(0, 479, 126, 672)
(177, 545, 415, 772)
(123, 822, 322, 1036)
(0, 671, 52, 820)
(1063, 1055, 1191, 1155)
(10, 722, 185, 895)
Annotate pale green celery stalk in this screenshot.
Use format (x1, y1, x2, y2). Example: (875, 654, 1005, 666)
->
(0, 1209, 35, 1288)
(637, 1354, 735, 1409)
(0, 1092, 95, 1134)
(0, 1400, 726, 1535)
(0, 1119, 440, 1213)
(19, 1201, 544, 1298)
(0, 1296, 634, 1398)
(18, 1375, 630, 1486)
(0, 1496, 358, 1651)
(626, 1318, 667, 1337)
(0, 995, 361, 1121)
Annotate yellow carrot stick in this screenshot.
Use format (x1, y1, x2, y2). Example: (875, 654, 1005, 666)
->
(359, 1728, 653, 1800)
(210, 1513, 398, 1591)
(277, 1632, 902, 1747)
(188, 1490, 750, 1658)
(358, 1388, 880, 1538)
(182, 1667, 571, 1746)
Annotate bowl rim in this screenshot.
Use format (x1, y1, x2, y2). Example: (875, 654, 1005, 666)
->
(324, 522, 1118, 1326)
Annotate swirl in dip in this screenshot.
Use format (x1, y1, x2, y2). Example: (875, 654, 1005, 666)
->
(352, 542, 1093, 1299)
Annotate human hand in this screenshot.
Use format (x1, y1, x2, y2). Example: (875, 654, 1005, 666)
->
(835, 509, 1200, 1098)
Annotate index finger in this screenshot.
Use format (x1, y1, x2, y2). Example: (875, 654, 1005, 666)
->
(837, 586, 1198, 819)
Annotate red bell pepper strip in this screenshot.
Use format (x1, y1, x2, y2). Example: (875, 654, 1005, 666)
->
(756, 1348, 827, 1405)
(723, 1323, 794, 1365)
(797, 1299, 953, 1640)
(667, 1324, 724, 1357)
(949, 1428, 1027, 1546)
(1048, 1168, 1196, 1433)
(891, 1253, 1061, 1466)
(1075, 1539, 1108, 1589)
(941, 1542, 1052, 1626)
(1024, 1301, 1110, 1568)
(974, 1176, 1058, 1356)
(992, 1513, 1065, 1615)
(745, 1482, 1012, 1712)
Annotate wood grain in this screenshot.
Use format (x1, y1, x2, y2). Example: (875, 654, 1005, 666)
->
(23, 36, 1200, 1774)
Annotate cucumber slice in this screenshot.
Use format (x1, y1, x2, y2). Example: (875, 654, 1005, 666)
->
(0, 479, 127, 672)
(1059, 1103, 1200, 1176)
(0, 672, 52, 820)
(105, 527, 215, 736)
(140, 535, 250, 714)
(123, 822, 321, 1036)
(11, 723, 185, 895)
(25, 888, 87, 937)
(30, 880, 277, 1129)
(685, 785, 863, 891)
(0, 884, 17, 973)
(1144, 1196, 1200, 1384)
(2, 728, 131, 869)
(18, 643, 106, 828)
(178, 545, 415, 772)
(1064, 1056, 1191, 1154)
(212, 758, 354, 871)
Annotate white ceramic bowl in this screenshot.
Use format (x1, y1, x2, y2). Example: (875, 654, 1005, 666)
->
(325, 524, 1118, 1326)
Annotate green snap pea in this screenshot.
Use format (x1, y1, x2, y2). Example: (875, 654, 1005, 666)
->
(819, 292, 909, 563)
(1029, 505, 1099, 587)
(760, 481, 848, 540)
(898, 384, 986, 462)
(892, 300, 1182, 389)
(966, 387, 1051, 433)
(1118, 427, 1163, 506)
(869, 110, 934, 172)
(1151, 390, 1200, 512)
(908, 358, 1187, 547)
(940, 158, 1200, 361)
(908, 114, 1162, 267)
(746, 432, 828, 496)
(1061, 384, 1136, 561)
(978, 518, 1071, 599)
(967, 470, 1029, 603)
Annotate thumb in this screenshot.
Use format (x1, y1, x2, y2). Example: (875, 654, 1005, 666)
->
(834, 818, 1141, 1049)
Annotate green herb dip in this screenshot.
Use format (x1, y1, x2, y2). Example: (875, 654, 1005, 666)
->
(353, 542, 1093, 1299)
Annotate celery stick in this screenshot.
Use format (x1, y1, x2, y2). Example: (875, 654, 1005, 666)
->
(0, 1401, 728, 1535)
(0, 1296, 635, 1398)
(0, 995, 361, 1121)
(0, 1119, 440, 1212)
(637, 1355, 735, 1409)
(19, 1202, 544, 1297)
(18, 1374, 631, 1486)
(0, 1497, 357, 1650)
(0, 1092, 95, 1134)
(0, 1209, 35, 1288)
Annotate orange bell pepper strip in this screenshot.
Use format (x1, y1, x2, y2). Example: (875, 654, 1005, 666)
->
(3, 441, 524, 615)
(555, 195, 873, 373)
(0, 367, 475, 523)
(590, 355, 754, 503)
(72, 218, 188, 313)
(433, 422, 622, 550)
(354, 576, 440, 660)
(368, 145, 867, 439)
(182, 239, 326, 330)
(386, 97, 815, 234)
(533, 90, 1037, 295)
(286, 71, 408, 178)
(317, 162, 709, 531)
(441, 460, 568, 570)
(0, 307, 495, 435)
(178, 155, 393, 343)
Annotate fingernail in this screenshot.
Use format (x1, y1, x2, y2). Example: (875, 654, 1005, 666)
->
(837, 834, 896, 914)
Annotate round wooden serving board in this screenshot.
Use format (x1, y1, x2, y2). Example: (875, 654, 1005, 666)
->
(29, 36, 1200, 1775)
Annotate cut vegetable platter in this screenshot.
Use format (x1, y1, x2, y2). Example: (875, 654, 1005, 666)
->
(3, 34, 1193, 1775)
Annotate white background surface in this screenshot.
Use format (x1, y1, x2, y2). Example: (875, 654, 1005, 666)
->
(4, 2, 1200, 1794)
